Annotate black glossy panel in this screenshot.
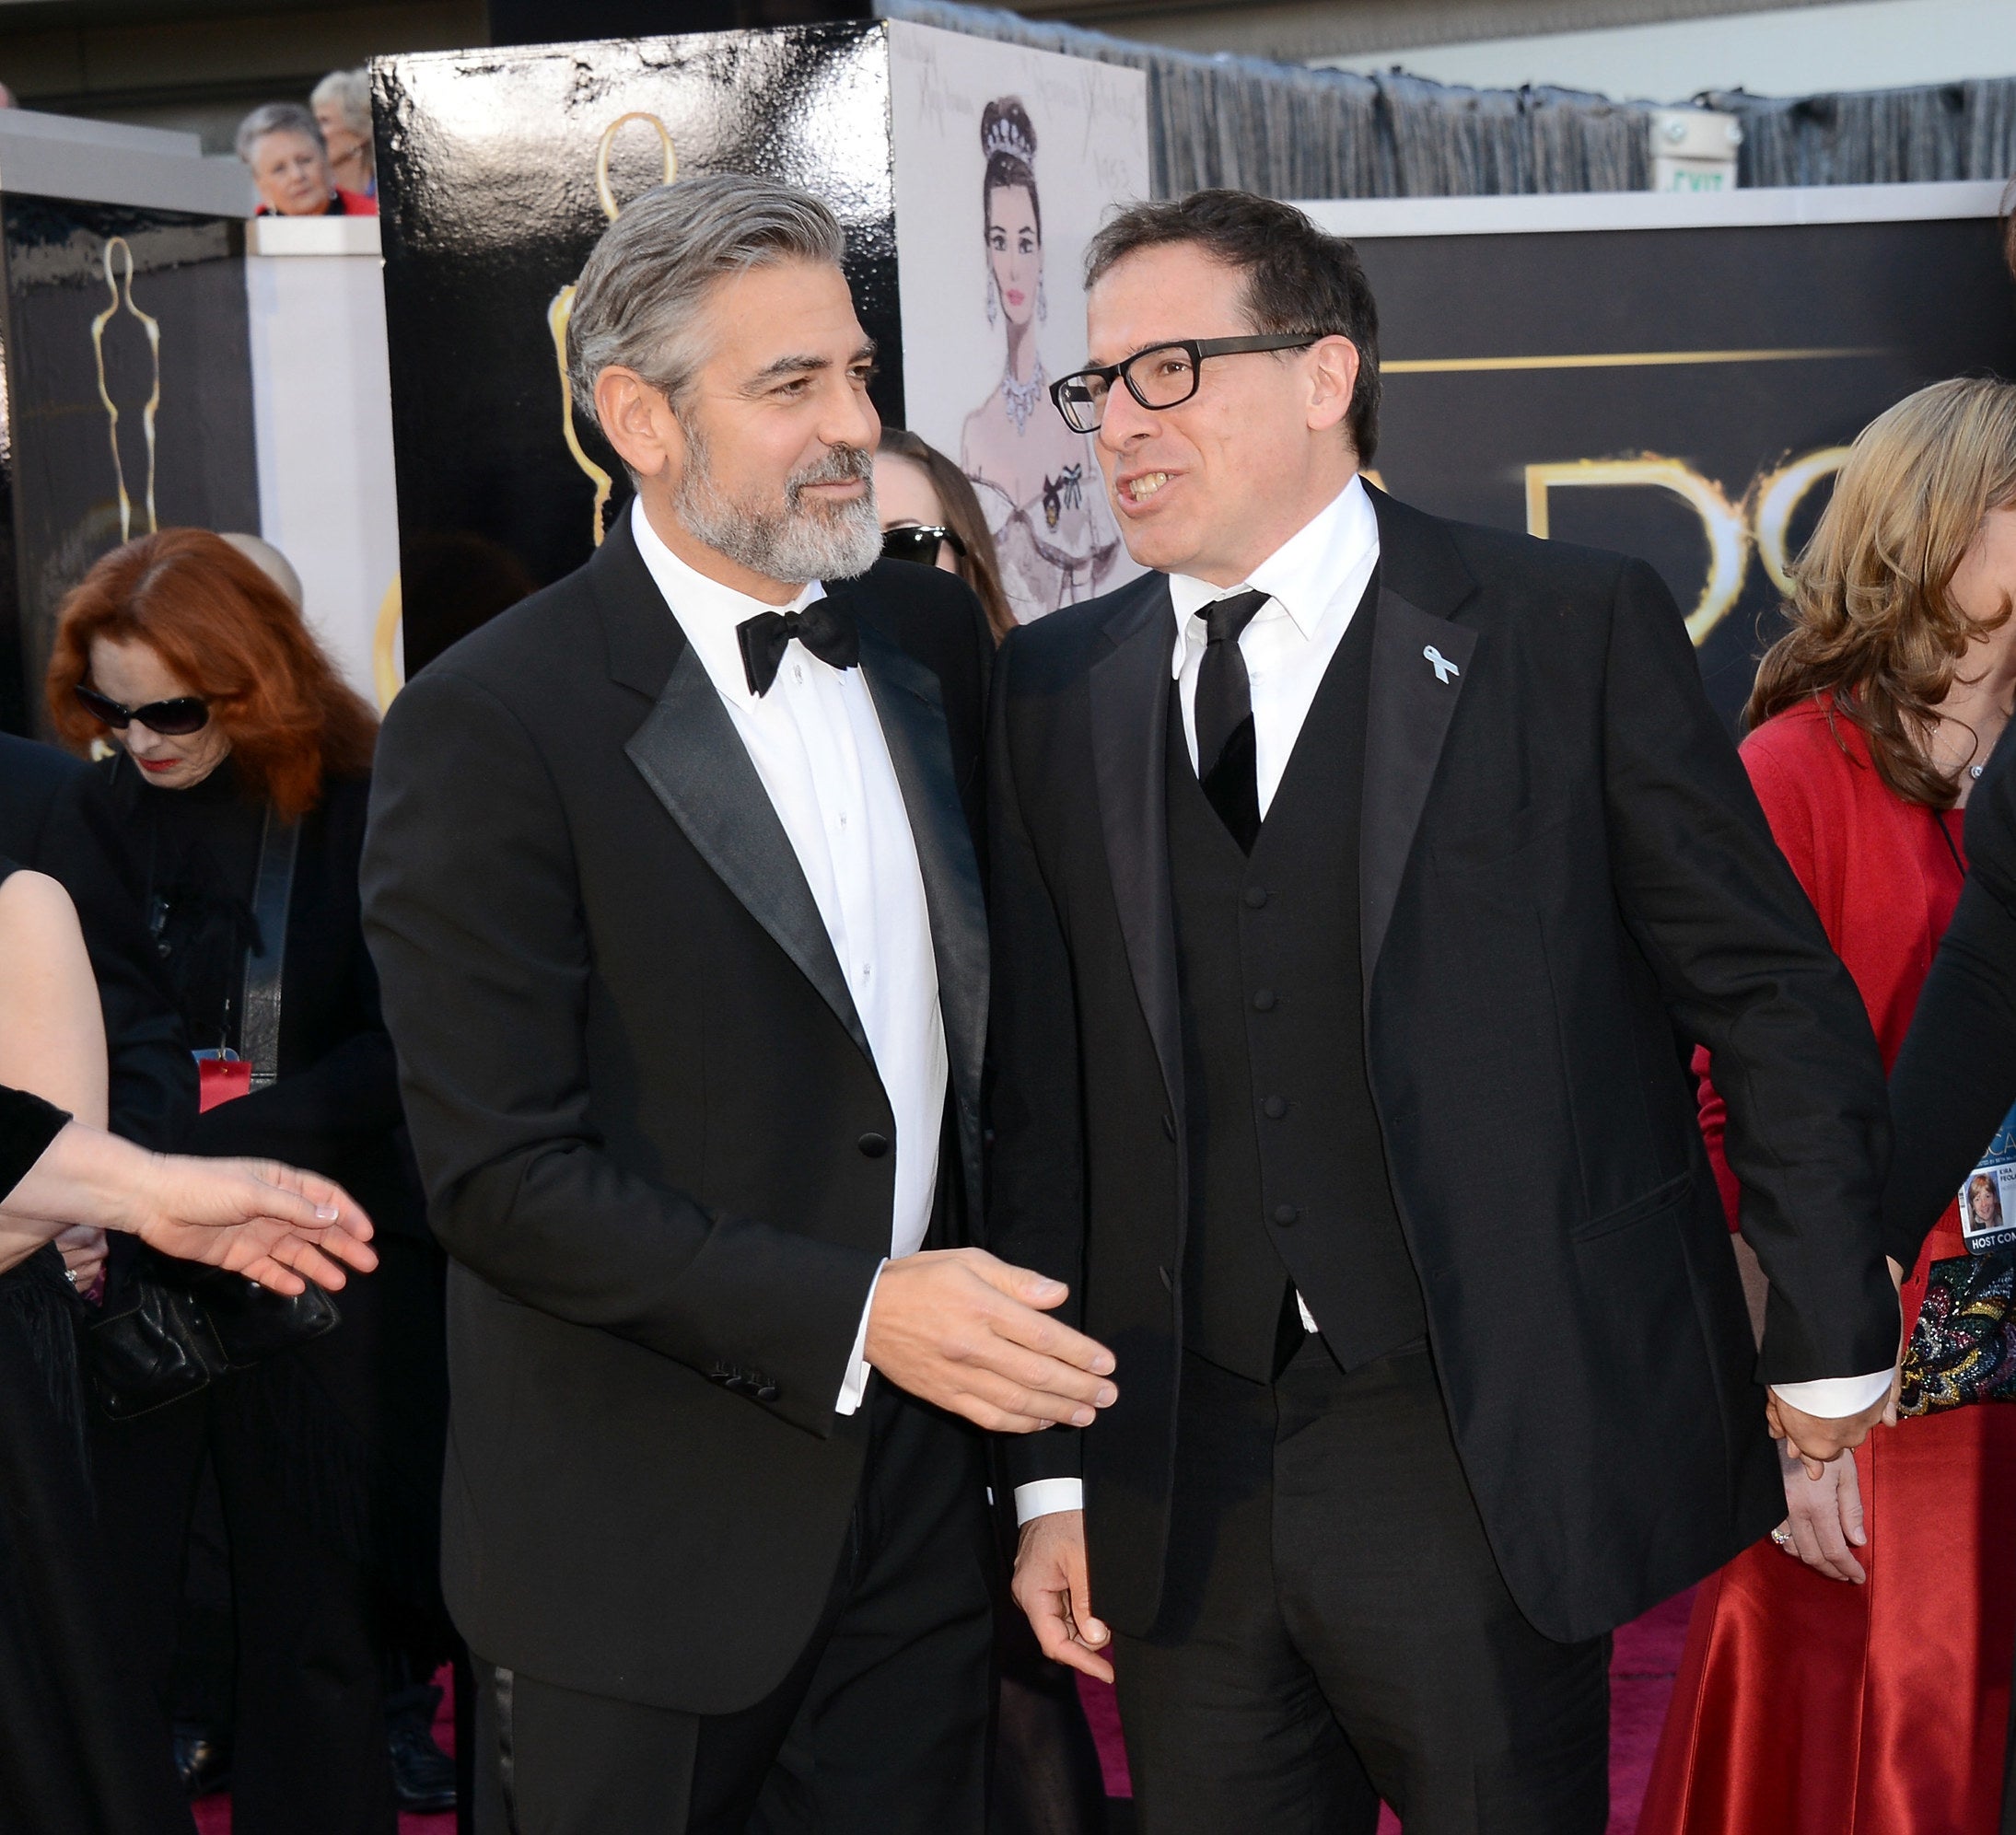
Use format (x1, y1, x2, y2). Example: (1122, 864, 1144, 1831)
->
(1353, 215, 2016, 735)
(375, 22, 901, 672)
(0, 198, 256, 737)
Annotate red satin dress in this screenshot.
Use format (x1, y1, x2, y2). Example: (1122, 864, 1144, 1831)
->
(1640, 700, 2016, 1835)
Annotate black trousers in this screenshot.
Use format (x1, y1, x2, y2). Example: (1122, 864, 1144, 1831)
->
(1113, 1336, 1610, 1835)
(471, 1378, 993, 1835)
(91, 1366, 397, 1835)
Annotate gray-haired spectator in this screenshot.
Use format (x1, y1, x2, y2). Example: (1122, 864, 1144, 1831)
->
(311, 69, 374, 200)
(236, 100, 376, 220)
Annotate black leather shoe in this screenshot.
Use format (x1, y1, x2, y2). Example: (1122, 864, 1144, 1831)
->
(172, 1725, 232, 1798)
(387, 1685, 457, 1815)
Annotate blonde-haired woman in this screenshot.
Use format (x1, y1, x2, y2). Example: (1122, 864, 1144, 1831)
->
(1642, 377, 2016, 1834)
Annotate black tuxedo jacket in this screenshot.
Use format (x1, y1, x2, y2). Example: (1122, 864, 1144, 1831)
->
(986, 487, 1898, 1644)
(361, 513, 990, 1713)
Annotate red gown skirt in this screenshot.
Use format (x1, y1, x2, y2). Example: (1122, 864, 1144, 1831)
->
(1640, 1215, 2016, 1835)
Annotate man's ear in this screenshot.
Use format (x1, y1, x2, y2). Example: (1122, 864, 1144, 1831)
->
(1305, 335, 1360, 437)
(592, 367, 684, 482)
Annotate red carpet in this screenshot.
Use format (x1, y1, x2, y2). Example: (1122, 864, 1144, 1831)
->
(192, 1590, 1692, 1830)
(1075, 1586, 1695, 1834)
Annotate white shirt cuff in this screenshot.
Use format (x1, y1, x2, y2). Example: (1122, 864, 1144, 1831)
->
(1014, 1479, 1084, 1525)
(1769, 1369, 1894, 1419)
(833, 1260, 888, 1417)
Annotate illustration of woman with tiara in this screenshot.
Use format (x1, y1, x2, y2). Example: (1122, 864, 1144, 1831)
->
(960, 97, 1122, 624)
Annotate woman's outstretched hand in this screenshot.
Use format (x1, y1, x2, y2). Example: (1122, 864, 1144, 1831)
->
(2, 1121, 378, 1295)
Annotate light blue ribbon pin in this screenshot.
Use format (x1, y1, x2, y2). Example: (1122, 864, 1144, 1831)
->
(1423, 645, 1460, 685)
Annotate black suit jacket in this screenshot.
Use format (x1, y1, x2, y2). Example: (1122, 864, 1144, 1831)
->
(361, 512, 991, 1713)
(986, 487, 1898, 1644)
(0, 732, 194, 1150)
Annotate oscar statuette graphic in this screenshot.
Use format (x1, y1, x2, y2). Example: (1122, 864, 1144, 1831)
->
(548, 112, 677, 548)
(89, 237, 161, 543)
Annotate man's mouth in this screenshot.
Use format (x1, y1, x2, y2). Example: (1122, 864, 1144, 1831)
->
(1123, 472, 1173, 505)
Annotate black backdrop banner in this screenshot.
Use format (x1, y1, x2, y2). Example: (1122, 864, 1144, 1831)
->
(1307, 189, 2016, 733)
(0, 199, 256, 737)
(373, 23, 903, 675)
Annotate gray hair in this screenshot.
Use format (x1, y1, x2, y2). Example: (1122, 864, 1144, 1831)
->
(565, 174, 845, 430)
(236, 100, 324, 166)
(309, 69, 371, 138)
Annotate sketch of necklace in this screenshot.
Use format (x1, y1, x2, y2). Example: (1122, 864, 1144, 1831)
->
(90, 238, 161, 542)
(999, 357, 1044, 437)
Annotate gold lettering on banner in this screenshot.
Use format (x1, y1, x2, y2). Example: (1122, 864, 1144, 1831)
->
(550, 113, 679, 547)
(1526, 459, 1750, 645)
(1751, 447, 1851, 597)
(90, 237, 161, 543)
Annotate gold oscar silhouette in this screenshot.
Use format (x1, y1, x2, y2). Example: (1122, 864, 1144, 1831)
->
(548, 112, 677, 548)
(90, 238, 161, 543)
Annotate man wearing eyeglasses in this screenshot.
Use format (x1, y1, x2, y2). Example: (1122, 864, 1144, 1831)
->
(987, 189, 1902, 1832)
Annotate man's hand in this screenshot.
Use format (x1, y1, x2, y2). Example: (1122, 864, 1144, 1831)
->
(1773, 1436, 1867, 1584)
(1012, 1510, 1112, 1682)
(1766, 1256, 1906, 1478)
(1765, 1388, 1887, 1479)
(865, 1247, 1116, 1434)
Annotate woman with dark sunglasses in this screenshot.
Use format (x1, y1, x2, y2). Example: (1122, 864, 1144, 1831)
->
(877, 427, 1018, 641)
(44, 529, 453, 1833)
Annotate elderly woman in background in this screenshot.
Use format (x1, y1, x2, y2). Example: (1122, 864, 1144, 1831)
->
(236, 100, 376, 219)
(1642, 376, 2016, 1835)
(310, 69, 374, 200)
(47, 529, 448, 1833)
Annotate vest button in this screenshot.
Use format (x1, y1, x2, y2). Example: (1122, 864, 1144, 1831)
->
(1253, 989, 1276, 1012)
(1243, 885, 1268, 909)
(857, 1132, 890, 1158)
(1263, 1096, 1287, 1120)
(1273, 1203, 1299, 1226)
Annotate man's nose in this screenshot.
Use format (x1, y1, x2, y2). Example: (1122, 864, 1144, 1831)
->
(1098, 382, 1156, 455)
(822, 382, 880, 454)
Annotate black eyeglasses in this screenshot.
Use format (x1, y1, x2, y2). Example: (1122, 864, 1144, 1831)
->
(880, 525, 968, 568)
(74, 684, 211, 737)
(1051, 334, 1338, 434)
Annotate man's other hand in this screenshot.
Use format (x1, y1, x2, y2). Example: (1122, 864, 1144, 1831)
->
(1012, 1509, 1113, 1683)
(864, 1247, 1117, 1434)
(1766, 1388, 1888, 1479)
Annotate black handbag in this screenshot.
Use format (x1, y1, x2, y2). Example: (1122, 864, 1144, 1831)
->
(86, 806, 341, 1419)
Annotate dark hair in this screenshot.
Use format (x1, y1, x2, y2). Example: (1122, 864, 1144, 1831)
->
(981, 98, 1040, 242)
(1084, 190, 1381, 463)
(878, 428, 1015, 643)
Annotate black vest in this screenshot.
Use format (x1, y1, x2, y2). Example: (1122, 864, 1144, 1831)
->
(1166, 583, 1428, 1382)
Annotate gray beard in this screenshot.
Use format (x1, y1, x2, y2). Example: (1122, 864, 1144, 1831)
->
(671, 426, 883, 585)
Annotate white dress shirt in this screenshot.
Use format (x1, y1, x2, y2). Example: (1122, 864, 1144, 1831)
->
(1014, 475, 1886, 1527)
(631, 499, 947, 1416)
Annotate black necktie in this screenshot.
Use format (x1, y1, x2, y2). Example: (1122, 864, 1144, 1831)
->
(1193, 588, 1269, 853)
(735, 600, 860, 697)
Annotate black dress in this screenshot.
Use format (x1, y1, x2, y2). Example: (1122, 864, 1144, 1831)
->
(77, 756, 445, 1835)
(0, 898, 193, 1833)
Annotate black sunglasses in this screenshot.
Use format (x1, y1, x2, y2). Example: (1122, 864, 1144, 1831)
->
(74, 683, 211, 737)
(880, 524, 968, 568)
(1051, 334, 1338, 434)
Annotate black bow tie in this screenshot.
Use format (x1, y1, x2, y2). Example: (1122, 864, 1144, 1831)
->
(735, 599, 860, 697)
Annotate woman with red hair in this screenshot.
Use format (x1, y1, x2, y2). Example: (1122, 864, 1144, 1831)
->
(48, 529, 449, 1833)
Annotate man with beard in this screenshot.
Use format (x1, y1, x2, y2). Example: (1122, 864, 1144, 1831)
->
(361, 176, 1118, 1834)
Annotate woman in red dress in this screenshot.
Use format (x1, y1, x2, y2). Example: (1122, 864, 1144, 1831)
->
(1642, 377, 2016, 1834)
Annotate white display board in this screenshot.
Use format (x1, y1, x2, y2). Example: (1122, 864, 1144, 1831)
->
(245, 215, 402, 710)
(889, 21, 1150, 623)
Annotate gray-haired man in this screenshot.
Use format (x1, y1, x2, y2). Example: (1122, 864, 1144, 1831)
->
(362, 174, 1117, 1832)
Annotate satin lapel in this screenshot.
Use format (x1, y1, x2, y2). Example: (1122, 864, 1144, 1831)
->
(1089, 578, 1184, 1129)
(623, 645, 871, 1063)
(1360, 578, 1477, 981)
(855, 620, 987, 1185)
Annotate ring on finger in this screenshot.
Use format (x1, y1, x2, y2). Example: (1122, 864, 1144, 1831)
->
(1770, 1526, 1794, 1550)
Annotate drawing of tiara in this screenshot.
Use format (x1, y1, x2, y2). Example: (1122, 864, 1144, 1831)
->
(983, 114, 1035, 167)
